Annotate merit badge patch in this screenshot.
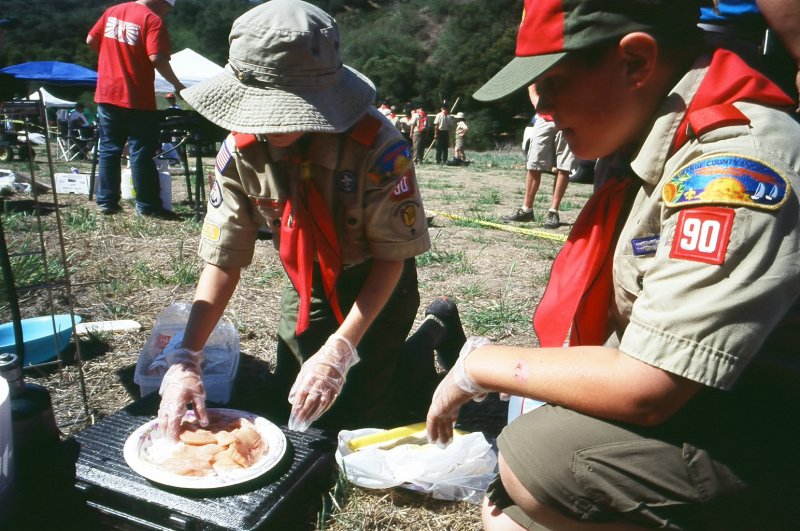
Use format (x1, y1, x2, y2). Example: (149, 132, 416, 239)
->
(368, 141, 412, 184)
(392, 200, 420, 234)
(215, 136, 234, 173)
(631, 235, 660, 256)
(662, 153, 789, 210)
(670, 207, 734, 265)
(201, 220, 221, 242)
(391, 171, 415, 201)
(337, 171, 356, 193)
(209, 179, 223, 208)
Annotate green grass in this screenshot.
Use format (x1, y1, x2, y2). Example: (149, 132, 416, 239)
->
(463, 296, 530, 338)
(64, 206, 98, 232)
(0, 243, 69, 298)
(476, 187, 502, 206)
(457, 281, 487, 299)
(467, 148, 522, 171)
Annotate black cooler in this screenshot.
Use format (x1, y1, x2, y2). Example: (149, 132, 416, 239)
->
(71, 394, 336, 530)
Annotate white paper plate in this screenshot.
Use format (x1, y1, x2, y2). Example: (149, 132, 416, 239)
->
(123, 408, 287, 489)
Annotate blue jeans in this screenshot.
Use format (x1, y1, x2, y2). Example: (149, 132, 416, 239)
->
(96, 104, 162, 213)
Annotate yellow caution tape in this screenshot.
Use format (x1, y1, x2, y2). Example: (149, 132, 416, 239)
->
(428, 210, 568, 243)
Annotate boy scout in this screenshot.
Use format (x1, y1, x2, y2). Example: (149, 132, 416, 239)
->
(426, 1, 800, 529)
(155, 0, 438, 441)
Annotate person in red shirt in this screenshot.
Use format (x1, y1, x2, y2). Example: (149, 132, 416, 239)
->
(87, 0, 184, 219)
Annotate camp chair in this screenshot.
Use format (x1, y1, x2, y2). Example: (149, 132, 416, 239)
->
(55, 122, 94, 162)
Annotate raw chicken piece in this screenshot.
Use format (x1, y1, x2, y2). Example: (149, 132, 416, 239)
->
(145, 413, 269, 477)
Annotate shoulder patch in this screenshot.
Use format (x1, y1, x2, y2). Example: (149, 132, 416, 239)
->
(670, 207, 734, 265)
(368, 141, 412, 184)
(662, 153, 789, 210)
(215, 135, 235, 173)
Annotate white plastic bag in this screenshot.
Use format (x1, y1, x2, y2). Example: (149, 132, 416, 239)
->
(134, 302, 239, 389)
(336, 428, 498, 504)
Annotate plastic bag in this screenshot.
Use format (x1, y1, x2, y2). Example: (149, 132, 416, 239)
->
(134, 302, 239, 385)
(336, 428, 498, 504)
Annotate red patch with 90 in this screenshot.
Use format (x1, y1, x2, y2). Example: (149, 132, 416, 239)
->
(670, 207, 735, 265)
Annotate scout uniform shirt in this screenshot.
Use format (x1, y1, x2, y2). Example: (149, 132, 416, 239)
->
(605, 52, 800, 399)
(199, 107, 431, 272)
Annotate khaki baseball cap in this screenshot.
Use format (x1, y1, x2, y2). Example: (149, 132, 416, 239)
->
(474, 0, 704, 102)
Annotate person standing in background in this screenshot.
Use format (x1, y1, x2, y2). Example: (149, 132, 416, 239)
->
(433, 103, 453, 164)
(410, 103, 428, 164)
(87, 0, 185, 219)
(503, 86, 575, 229)
(453, 112, 468, 162)
(164, 91, 180, 109)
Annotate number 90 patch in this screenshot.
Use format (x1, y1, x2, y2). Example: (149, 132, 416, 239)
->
(670, 207, 734, 265)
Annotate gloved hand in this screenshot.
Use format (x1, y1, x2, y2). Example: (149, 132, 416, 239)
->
(426, 336, 492, 447)
(288, 334, 359, 432)
(156, 332, 208, 443)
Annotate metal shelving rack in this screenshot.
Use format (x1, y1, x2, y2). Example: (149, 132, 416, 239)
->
(0, 96, 91, 428)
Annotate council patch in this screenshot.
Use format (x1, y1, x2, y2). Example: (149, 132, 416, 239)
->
(368, 141, 412, 184)
(662, 153, 789, 210)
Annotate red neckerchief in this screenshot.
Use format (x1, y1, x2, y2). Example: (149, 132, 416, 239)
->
(534, 48, 792, 348)
(279, 158, 344, 335)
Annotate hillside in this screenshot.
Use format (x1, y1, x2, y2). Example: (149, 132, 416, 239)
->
(0, 0, 529, 147)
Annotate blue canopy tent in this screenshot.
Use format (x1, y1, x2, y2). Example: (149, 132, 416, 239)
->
(0, 61, 97, 86)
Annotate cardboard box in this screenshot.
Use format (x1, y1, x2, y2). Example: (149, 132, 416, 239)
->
(54, 173, 92, 195)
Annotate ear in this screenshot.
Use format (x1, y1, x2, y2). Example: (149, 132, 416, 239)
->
(618, 32, 659, 89)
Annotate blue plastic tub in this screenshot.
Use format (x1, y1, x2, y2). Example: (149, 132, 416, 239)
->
(0, 314, 82, 366)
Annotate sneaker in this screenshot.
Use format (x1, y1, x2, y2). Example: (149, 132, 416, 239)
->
(424, 296, 467, 370)
(502, 208, 534, 222)
(137, 208, 181, 221)
(543, 210, 560, 229)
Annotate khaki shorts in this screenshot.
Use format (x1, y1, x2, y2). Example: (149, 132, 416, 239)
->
(489, 398, 800, 530)
(525, 118, 575, 172)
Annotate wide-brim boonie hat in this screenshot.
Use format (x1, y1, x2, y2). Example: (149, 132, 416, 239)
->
(474, 0, 704, 102)
(182, 0, 375, 134)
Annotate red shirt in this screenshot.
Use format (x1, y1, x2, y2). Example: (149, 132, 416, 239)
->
(89, 2, 171, 110)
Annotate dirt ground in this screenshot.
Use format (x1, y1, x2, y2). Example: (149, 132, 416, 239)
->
(5, 150, 594, 529)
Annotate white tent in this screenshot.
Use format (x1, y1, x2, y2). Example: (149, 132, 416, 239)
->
(154, 48, 225, 94)
(27, 87, 76, 108)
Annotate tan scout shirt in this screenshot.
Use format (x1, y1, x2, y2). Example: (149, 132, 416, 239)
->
(198, 107, 431, 269)
(607, 54, 800, 391)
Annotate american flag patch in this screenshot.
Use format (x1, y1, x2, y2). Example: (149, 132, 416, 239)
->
(215, 138, 233, 173)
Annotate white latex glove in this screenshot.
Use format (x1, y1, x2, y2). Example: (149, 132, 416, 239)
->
(288, 334, 359, 432)
(426, 336, 492, 446)
(156, 332, 208, 443)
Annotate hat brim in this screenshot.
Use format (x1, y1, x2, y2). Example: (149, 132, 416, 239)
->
(473, 52, 566, 102)
(181, 64, 376, 134)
